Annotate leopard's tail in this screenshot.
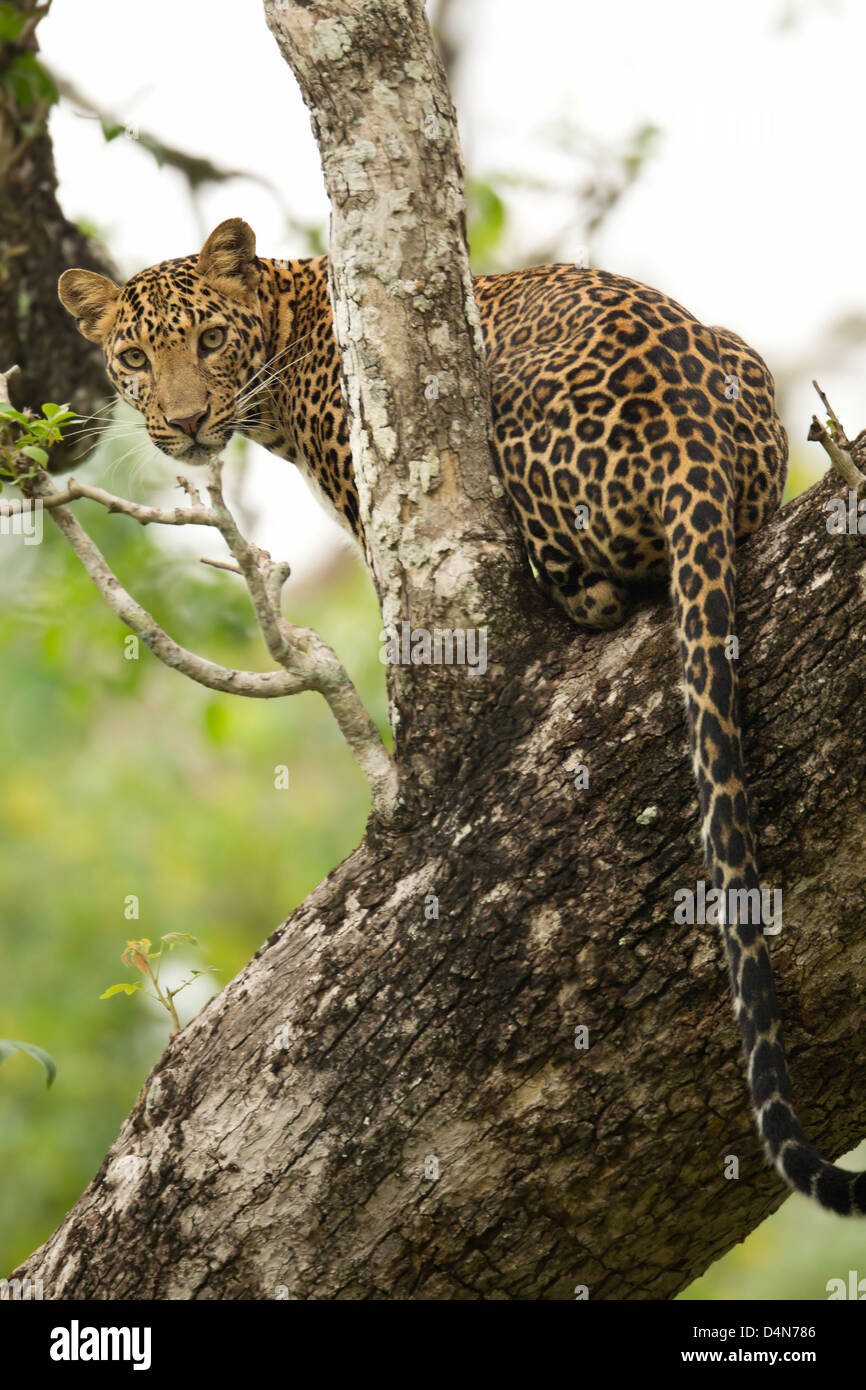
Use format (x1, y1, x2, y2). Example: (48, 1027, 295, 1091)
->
(666, 478, 866, 1215)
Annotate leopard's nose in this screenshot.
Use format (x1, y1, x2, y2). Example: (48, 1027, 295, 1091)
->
(168, 408, 207, 437)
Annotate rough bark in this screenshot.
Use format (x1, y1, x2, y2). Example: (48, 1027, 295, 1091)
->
(265, 0, 531, 799)
(0, 0, 116, 469)
(9, 0, 866, 1300)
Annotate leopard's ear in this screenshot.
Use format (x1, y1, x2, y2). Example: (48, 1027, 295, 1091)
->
(58, 269, 121, 343)
(197, 218, 259, 301)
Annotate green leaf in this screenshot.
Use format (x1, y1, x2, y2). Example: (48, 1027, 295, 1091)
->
(0, 5, 28, 41)
(30, 417, 71, 442)
(161, 931, 199, 948)
(100, 120, 126, 143)
(99, 982, 143, 999)
(0, 403, 30, 426)
(622, 122, 662, 178)
(466, 177, 507, 265)
(20, 444, 48, 465)
(138, 135, 166, 168)
(2, 53, 58, 111)
(181, 966, 218, 983)
(0, 1038, 57, 1088)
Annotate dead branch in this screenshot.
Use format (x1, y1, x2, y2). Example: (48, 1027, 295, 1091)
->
(0, 393, 398, 820)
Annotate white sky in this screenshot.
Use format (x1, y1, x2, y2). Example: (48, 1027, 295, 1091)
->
(38, 0, 866, 582)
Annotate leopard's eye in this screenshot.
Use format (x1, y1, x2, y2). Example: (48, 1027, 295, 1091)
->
(119, 347, 147, 370)
(200, 326, 226, 353)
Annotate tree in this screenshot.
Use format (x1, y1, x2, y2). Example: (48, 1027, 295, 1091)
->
(0, 0, 116, 470)
(6, 0, 866, 1299)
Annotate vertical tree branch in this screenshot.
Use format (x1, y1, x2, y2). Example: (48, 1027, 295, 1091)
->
(264, 0, 535, 790)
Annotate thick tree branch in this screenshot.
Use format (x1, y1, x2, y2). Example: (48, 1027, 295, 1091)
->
(264, 0, 533, 794)
(11, 464, 866, 1300)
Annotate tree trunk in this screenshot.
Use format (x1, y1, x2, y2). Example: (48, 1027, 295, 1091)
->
(10, 0, 866, 1300)
(266, 0, 534, 800)
(0, 0, 116, 468)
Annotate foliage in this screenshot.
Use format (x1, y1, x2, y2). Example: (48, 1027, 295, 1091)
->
(0, 5, 57, 118)
(0, 402, 77, 488)
(466, 177, 507, 267)
(0, 1039, 55, 1088)
(101, 934, 218, 1036)
(0, 50, 56, 110)
(0, 3, 28, 42)
(465, 121, 662, 273)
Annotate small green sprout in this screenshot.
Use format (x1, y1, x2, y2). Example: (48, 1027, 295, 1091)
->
(101, 934, 219, 1037)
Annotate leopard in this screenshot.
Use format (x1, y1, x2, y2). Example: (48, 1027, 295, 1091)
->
(58, 217, 866, 1216)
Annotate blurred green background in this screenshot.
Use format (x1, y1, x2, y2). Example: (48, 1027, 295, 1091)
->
(0, 435, 387, 1272)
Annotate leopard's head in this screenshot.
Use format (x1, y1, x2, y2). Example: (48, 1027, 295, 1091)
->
(59, 219, 269, 465)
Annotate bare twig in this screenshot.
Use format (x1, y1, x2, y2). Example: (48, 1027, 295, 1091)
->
(176, 475, 204, 506)
(1, 422, 399, 820)
(51, 75, 288, 204)
(204, 460, 291, 666)
(0, 366, 21, 406)
(201, 557, 243, 575)
(812, 379, 849, 446)
(808, 381, 866, 494)
(0, 477, 211, 523)
(25, 468, 308, 696)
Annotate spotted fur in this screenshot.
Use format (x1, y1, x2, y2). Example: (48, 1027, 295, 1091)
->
(59, 218, 866, 1214)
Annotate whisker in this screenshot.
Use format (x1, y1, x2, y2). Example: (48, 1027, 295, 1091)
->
(233, 340, 316, 406)
(62, 418, 121, 437)
(64, 431, 143, 456)
(234, 382, 280, 421)
(235, 329, 314, 399)
(234, 347, 316, 410)
(235, 351, 309, 399)
(60, 401, 117, 428)
(104, 440, 149, 478)
(128, 451, 154, 491)
(63, 423, 141, 444)
(230, 418, 268, 432)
